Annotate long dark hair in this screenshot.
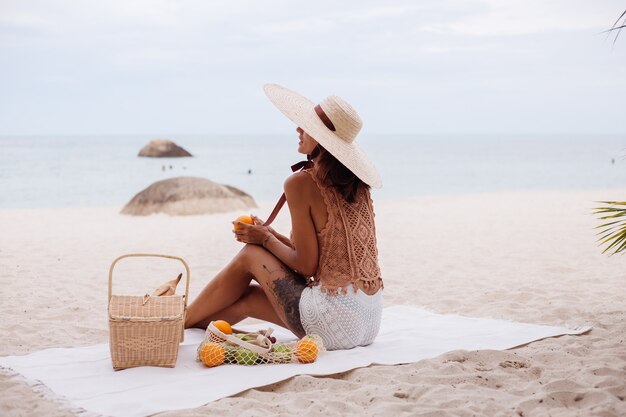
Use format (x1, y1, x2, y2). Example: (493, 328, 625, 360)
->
(313, 145, 369, 203)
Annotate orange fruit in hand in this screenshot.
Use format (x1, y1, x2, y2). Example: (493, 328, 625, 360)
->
(294, 337, 319, 363)
(213, 320, 233, 335)
(233, 215, 254, 231)
(199, 342, 226, 367)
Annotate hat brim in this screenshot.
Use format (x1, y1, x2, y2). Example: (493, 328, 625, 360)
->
(264, 83, 382, 189)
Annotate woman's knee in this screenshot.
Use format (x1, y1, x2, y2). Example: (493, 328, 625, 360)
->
(235, 244, 278, 273)
(229, 244, 257, 275)
(236, 244, 265, 263)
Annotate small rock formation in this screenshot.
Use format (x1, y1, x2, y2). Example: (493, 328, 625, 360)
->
(121, 177, 257, 216)
(138, 139, 192, 157)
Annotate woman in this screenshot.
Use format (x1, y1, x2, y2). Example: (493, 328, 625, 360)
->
(184, 84, 384, 350)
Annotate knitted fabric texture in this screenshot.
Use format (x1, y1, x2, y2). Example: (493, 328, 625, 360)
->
(304, 169, 383, 295)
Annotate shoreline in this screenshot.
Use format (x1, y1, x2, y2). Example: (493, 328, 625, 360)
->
(2, 184, 626, 212)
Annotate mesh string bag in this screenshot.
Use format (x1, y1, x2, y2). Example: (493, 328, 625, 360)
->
(196, 321, 325, 367)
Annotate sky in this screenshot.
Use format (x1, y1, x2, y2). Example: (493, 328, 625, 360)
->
(1, 0, 625, 135)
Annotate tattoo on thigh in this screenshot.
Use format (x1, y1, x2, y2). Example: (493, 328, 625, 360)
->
(271, 273, 306, 337)
(262, 264, 283, 275)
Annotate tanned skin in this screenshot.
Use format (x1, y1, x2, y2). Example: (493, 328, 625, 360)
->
(184, 127, 327, 338)
(264, 264, 306, 336)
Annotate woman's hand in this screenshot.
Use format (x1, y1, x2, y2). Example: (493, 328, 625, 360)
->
(232, 217, 272, 245)
(251, 215, 269, 228)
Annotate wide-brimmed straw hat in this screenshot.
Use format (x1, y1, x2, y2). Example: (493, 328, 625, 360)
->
(264, 83, 382, 189)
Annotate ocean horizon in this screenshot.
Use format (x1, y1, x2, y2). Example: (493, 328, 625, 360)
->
(0, 134, 624, 210)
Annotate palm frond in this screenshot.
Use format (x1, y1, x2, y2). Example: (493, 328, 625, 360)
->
(593, 201, 626, 255)
(604, 9, 626, 44)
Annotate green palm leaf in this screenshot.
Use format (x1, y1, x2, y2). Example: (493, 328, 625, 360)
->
(593, 201, 626, 255)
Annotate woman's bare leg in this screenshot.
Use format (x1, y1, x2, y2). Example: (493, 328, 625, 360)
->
(190, 284, 286, 330)
(185, 244, 307, 337)
(184, 249, 254, 327)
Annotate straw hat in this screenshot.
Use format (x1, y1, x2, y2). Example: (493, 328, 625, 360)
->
(264, 83, 382, 189)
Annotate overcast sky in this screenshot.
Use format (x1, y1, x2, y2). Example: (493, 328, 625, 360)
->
(1, 0, 625, 135)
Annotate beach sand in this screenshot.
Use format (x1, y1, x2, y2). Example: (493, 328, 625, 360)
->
(1, 189, 625, 416)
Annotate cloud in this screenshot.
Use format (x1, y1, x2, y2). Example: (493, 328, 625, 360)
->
(0, 0, 625, 134)
(424, 0, 622, 36)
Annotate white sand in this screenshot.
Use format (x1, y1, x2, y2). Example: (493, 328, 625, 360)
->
(1, 189, 625, 416)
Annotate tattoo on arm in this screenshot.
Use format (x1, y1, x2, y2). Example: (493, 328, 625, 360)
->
(271, 273, 306, 337)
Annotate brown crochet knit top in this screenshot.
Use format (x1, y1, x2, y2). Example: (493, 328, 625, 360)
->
(303, 169, 384, 295)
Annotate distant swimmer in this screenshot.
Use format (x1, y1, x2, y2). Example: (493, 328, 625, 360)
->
(162, 165, 166, 171)
(247, 169, 252, 174)
(611, 158, 615, 165)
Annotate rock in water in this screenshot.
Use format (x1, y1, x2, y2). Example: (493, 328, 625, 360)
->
(138, 139, 192, 157)
(121, 177, 256, 216)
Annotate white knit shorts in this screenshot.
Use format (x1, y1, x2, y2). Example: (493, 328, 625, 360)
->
(298, 285, 383, 351)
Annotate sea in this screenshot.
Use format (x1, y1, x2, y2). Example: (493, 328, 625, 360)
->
(0, 134, 624, 209)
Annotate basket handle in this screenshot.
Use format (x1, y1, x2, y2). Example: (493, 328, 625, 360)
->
(108, 253, 191, 309)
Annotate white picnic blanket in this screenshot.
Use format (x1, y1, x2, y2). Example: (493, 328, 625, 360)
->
(0, 305, 591, 417)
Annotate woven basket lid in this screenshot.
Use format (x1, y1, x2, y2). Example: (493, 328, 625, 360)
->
(109, 294, 184, 321)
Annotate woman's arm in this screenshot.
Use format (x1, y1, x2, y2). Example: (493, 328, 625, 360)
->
(270, 228, 294, 249)
(251, 216, 294, 249)
(233, 173, 319, 276)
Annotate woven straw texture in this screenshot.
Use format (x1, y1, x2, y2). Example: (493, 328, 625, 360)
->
(108, 254, 190, 370)
(263, 83, 382, 189)
(109, 295, 185, 321)
(109, 295, 185, 370)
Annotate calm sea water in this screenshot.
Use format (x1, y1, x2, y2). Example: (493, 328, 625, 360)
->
(0, 134, 624, 209)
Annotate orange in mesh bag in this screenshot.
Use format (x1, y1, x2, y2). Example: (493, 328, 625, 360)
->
(197, 321, 324, 367)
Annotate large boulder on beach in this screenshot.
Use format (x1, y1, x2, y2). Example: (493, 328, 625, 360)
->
(121, 177, 256, 216)
(138, 139, 192, 157)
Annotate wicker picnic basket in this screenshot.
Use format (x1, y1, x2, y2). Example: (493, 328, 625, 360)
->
(108, 253, 190, 370)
